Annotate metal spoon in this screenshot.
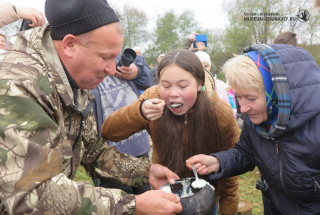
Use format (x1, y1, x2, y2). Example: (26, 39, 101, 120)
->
(191, 164, 199, 181)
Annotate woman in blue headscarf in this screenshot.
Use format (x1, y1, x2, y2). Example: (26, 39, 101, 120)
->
(186, 44, 320, 214)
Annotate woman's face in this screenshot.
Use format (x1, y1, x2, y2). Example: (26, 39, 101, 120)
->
(234, 87, 267, 124)
(0, 35, 6, 50)
(201, 62, 211, 72)
(159, 64, 201, 115)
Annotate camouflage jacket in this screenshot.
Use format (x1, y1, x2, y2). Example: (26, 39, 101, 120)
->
(0, 25, 151, 215)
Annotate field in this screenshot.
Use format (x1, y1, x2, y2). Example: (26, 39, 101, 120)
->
(74, 166, 264, 214)
(238, 168, 264, 214)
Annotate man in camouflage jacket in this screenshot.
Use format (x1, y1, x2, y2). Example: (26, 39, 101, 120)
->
(0, 0, 182, 214)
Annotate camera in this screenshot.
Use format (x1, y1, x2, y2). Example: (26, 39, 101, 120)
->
(193, 34, 207, 48)
(116, 48, 137, 72)
(20, 19, 33, 31)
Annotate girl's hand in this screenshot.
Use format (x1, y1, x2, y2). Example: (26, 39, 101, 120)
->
(142, 98, 165, 121)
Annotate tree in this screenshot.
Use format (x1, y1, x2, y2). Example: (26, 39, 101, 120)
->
(223, 0, 282, 47)
(176, 10, 199, 41)
(144, 10, 200, 65)
(222, 25, 252, 54)
(110, 3, 149, 49)
(153, 10, 180, 53)
(297, 2, 320, 46)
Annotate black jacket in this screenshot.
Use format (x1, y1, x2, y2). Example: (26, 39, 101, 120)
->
(210, 44, 320, 214)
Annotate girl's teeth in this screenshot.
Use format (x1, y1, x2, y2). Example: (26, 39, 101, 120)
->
(170, 103, 181, 108)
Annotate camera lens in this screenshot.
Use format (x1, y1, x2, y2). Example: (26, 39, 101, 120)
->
(117, 48, 137, 67)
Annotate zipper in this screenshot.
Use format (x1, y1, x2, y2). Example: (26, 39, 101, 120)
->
(68, 100, 93, 178)
(276, 140, 286, 193)
(313, 177, 320, 191)
(68, 107, 83, 178)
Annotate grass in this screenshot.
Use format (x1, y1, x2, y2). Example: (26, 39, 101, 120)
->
(74, 166, 94, 186)
(75, 166, 264, 214)
(238, 168, 264, 214)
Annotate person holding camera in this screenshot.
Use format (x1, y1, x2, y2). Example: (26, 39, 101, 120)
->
(91, 49, 154, 195)
(181, 32, 207, 52)
(0, 0, 183, 214)
(0, 0, 45, 28)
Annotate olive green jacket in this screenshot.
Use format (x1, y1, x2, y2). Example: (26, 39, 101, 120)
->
(0, 25, 150, 215)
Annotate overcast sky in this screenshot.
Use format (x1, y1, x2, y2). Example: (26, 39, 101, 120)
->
(11, 0, 228, 30)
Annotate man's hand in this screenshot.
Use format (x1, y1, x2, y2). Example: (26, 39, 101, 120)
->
(115, 63, 138, 80)
(15, 6, 45, 27)
(141, 99, 165, 121)
(135, 190, 182, 215)
(149, 164, 180, 190)
(186, 154, 220, 175)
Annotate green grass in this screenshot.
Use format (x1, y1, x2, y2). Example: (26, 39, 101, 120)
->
(238, 168, 264, 214)
(75, 166, 264, 214)
(74, 166, 94, 185)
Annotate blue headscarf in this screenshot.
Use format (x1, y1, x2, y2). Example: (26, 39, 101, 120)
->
(246, 51, 278, 128)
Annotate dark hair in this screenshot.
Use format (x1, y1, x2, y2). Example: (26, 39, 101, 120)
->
(154, 49, 223, 179)
(158, 49, 205, 86)
(273, 31, 298, 46)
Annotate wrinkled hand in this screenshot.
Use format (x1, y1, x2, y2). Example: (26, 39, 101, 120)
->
(194, 41, 206, 51)
(186, 154, 220, 175)
(15, 6, 45, 27)
(141, 98, 165, 121)
(116, 63, 138, 80)
(135, 190, 182, 215)
(149, 164, 180, 190)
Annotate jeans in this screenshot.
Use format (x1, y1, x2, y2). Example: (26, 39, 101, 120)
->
(209, 204, 218, 215)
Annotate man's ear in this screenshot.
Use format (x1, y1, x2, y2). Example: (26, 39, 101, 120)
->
(61, 34, 78, 58)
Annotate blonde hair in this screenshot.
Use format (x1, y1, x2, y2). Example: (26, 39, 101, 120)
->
(222, 55, 265, 94)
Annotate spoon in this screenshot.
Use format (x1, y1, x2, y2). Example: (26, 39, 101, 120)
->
(191, 164, 199, 181)
(191, 164, 207, 188)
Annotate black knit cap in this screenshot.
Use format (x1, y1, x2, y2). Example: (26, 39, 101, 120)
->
(45, 0, 119, 40)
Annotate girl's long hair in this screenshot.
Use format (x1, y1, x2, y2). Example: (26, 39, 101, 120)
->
(154, 49, 224, 178)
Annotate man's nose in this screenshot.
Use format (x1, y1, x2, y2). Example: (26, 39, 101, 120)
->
(104, 62, 117, 76)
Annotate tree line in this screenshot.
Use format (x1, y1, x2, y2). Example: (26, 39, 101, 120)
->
(1, 0, 319, 79)
(111, 0, 320, 79)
